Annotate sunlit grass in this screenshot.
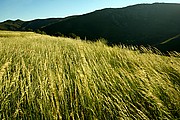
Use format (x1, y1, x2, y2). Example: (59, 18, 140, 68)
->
(0, 31, 180, 119)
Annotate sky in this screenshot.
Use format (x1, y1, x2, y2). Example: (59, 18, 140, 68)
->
(0, 0, 180, 22)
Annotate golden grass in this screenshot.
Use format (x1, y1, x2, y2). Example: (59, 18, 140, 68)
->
(0, 31, 180, 119)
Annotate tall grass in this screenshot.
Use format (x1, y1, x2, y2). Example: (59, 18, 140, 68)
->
(0, 31, 180, 119)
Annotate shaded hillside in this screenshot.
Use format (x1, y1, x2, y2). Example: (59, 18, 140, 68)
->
(41, 3, 180, 47)
(20, 18, 62, 31)
(19, 16, 79, 31)
(0, 19, 24, 30)
(155, 34, 180, 52)
(0, 18, 63, 31)
(0, 16, 78, 31)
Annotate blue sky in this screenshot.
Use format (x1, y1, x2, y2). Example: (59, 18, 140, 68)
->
(0, 0, 180, 22)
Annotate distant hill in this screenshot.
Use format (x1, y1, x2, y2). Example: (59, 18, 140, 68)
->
(0, 19, 24, 30)
(0, 3, 180, 52)
(0, 18, 63, 31)
(20, 18, 62, 31)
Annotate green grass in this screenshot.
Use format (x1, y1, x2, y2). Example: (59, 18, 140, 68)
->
(0, 31, 180, 120)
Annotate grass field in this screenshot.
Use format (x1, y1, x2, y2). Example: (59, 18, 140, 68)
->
(0, 31, 180, 119)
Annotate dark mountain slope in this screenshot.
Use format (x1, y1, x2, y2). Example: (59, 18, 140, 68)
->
(0, 19, 24, 30)
(20, 18, 62, 31)
(155, 34, 180, 52)
(41, 3, 180, 47)
(0, 16, 78, 31)
(19, 16, 79, 31)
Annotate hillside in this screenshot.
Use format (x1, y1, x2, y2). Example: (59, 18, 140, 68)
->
(0, 3, 180, 52)
(155, 34, 180, 52)
(0, 16, 78, 32)
(41, 3, 180, 48)
(0, 31, 180, 119)
(20, 18, 62, 31)
(0, 19, 24, 30)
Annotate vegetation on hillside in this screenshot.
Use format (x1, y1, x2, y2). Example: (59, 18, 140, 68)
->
(0, 31, 180, 119)
(0, 19, 24, 30)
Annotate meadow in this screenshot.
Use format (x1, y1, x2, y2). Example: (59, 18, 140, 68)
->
(0, 31, 180, 119)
